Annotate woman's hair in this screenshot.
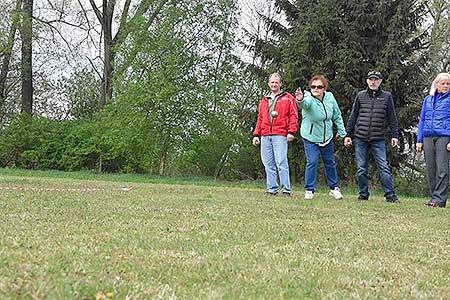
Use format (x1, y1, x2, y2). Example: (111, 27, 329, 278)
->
(429, 72, 450, 95)
(309, 75, 329, 89)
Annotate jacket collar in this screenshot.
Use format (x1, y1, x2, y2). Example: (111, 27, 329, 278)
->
(367, 87, 382, 97)
(265, 91, 285, 100)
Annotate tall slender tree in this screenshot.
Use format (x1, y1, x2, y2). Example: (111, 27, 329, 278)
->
(86, 0, 175, 109)
(0, 0, 22, 120)
(20, 0, 33, 114)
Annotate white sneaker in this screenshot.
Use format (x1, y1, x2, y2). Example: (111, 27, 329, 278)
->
(304, 190, 314, 200)
(329, 187, 343, 200)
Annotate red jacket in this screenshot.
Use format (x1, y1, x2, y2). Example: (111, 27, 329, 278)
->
(253, 92, 298, 137)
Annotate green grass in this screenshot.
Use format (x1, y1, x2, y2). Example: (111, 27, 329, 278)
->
(0, 169, 449, 299)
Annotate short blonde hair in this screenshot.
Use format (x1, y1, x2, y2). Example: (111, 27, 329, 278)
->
(429, 73, 450, 95)
(268, 73, 282, 83)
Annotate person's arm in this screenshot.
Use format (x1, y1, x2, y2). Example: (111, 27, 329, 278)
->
(253, 100, 263, 138)
(287, 95, 299, 136)
(297, 91, 313, 109)
(416, 97, 427, 144)
(386, 94, 399, 139)
(331, 94, 347, 138)
(345, 95, 360, 137)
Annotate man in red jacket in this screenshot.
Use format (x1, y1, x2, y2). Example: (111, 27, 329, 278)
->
(252, 73, 299, 196)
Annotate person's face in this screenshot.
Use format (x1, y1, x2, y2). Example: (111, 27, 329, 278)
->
(268, 76, 281, 93)
(310, 79, 325, 98)
(367, 77, 382, 90)
(436, 78, 450, 94)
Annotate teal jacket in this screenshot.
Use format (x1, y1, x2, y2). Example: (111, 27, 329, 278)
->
(299, 91, 347, 143)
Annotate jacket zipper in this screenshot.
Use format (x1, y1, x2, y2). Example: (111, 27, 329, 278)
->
(368, 96, 374, 140)
(320, 100, 327, 143)
(269, 96, 280, 135)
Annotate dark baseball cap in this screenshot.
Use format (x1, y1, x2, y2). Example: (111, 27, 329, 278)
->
(367, 71, 383, 79)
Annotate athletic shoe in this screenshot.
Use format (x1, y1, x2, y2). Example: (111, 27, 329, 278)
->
(329, 187, 343, 200)
(304, 190, 314, 200)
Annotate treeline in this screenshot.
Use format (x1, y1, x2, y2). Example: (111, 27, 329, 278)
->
(0, 0, 449, 194)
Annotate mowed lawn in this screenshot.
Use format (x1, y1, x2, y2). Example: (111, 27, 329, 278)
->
(0, 170, 449, 300)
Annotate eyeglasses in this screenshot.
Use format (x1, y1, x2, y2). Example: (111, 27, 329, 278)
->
(310, 85, 324, 90)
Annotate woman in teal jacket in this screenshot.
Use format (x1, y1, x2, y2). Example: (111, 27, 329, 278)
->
(296, 75, 347, 200)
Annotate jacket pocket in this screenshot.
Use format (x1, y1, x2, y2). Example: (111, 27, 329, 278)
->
(309, 123, 314, 134)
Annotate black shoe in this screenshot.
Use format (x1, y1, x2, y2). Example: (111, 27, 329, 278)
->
(358, 195, 369, 201)
(386, 195, 400, 203)
(282, 191, 291, 198)
(424, 201, 445, 208)
(265, 192, 278, 196)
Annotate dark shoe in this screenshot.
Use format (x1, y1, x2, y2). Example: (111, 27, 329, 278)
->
(424, 201, 445, 208)
(386, 195, 400, 203)
(358, 195, 369, 201)
(282, 191, 291, 198)
(265, 191, 278, 197)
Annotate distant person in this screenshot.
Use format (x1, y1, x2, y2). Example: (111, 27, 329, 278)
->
(252, 73, 298, 197)
(344, 71, 400, 203)
(416, 72, 450, 208)
(296, 75, 346, 200)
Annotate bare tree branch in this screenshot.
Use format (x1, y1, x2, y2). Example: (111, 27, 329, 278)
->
(88, 0, 104, 26)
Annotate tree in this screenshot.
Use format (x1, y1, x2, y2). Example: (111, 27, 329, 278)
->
(20, 0, 33, 114)
(85, 0, 175, 109)
(0, 0, 22, 119)
(422, 0, 450, 74)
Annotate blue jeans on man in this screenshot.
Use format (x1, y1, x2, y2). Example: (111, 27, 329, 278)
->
(354, 138, 395, 198)
(261, 135, 291, 194)
(303, 139, 339, 192)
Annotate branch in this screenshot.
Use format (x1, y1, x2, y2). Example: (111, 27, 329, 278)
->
(88, 0, 104, 27)
(86, 55, 103, 80)
(113, 0, 131, 45)
(33, 16, 73, 51)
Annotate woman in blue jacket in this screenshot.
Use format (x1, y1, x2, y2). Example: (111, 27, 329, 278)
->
(296, 75, 347, 200)
(416, 72, 450, 208)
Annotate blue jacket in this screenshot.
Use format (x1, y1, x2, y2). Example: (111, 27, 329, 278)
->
(417, 91, 450, 143)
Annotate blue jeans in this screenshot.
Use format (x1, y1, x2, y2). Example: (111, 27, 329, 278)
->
(261, 135, 291, 193)
(354, 138, 395, 198)
(303, 139, 339, 192)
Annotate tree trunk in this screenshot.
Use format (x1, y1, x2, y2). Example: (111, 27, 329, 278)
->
(0, 0, 22, 121)
(20, 0, 33, 115)
(101, 25, 113, 109)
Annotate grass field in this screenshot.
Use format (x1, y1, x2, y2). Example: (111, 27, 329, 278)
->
(0, 169, 449, 299)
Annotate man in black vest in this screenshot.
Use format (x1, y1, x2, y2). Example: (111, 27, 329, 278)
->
(344, 71, 400, 203)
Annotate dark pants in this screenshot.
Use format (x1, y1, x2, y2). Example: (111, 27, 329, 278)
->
(355, 138, 395, 198)
(423, 136, 450, 206)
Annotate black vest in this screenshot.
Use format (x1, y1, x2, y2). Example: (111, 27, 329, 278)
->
(354, 89, 392, 141)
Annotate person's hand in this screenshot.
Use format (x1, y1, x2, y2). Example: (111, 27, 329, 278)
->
(344, 137, 352, 148)
(252, 136, 260, 146)
(447, 143, 450, 152)
(391, 138, 398, 148)
(295, 88, 303, 101)
(287, 134, 295, 142)
(416, 143, 423, 152)
(335, 133, 344, 140)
